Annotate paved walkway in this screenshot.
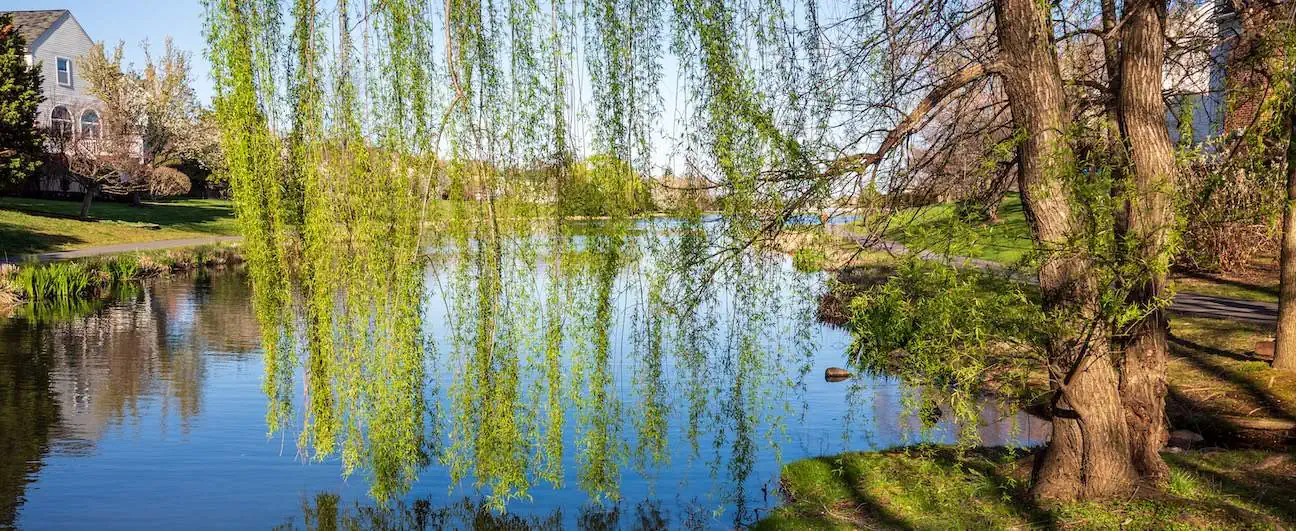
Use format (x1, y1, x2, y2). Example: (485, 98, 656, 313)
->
(2, 236, 243, 264)
(827, 225, 1280, 326)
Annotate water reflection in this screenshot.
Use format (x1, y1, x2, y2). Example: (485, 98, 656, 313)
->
(251, 217, 1045, 522)
(0, 271, 259, 529)
(277, 493, 692, 531)
(0, 239, 1048, 529)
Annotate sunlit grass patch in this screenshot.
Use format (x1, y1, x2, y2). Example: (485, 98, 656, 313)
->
(0, 197, 238, 256)
(758, 447, 1295, 530)
(876, 196, 1034, 267)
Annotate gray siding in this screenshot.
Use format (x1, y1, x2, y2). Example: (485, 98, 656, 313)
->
(28, 13, 100, 130)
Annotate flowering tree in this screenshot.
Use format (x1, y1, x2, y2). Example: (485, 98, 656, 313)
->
(46, 39, 205, 216)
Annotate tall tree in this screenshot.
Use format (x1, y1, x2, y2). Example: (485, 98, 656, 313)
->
(1276, 29, 1296, 371)
(994, 0, 1138, 501)
(203, 0, 1197, 505)
(1115, 0, 1176, 478)
(54, 39, 201, 216)
(1278, 122, 1296, 370)
(0, 13, 44, 186)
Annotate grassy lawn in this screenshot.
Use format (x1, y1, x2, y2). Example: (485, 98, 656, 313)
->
(0, 197, 237, 258)
(756, 446, 1296, 529)
(882, 196, 1034, 265)
(875, 195, 1284, 303)
(1168, 317, 1296, 444)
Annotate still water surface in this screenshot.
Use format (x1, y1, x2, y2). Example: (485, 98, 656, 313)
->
(1, 264, 1045, 530)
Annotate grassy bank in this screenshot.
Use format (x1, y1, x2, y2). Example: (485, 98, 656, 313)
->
(883, 197, 1034, 265)
(756, 446, 1296, 529)
(0, 197, 237, 257)
(0, 243, 244, 316)
(1169, 317, 1296, 445)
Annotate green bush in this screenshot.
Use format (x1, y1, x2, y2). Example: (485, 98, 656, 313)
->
(792, 246, 828, 273)
(953, 199, 992, 224)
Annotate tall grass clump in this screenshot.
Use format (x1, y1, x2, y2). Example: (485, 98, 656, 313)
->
(14, 261, 93, 301)
(0, 244, 244, 313)
(104, 255, 140, 282)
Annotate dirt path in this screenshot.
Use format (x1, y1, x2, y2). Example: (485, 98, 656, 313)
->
(2, 236, 243, 265)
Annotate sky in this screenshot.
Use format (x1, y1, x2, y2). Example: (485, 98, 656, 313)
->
(5, 1, 829, 176)
(12, 0, 216, 103)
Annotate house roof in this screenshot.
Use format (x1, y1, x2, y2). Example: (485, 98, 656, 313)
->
(1, 9, 68, 45)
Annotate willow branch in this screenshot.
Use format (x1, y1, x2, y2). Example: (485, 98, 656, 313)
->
(823, 61, 997, 179)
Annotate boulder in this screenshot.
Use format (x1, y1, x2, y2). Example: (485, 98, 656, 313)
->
(1168, 429, 1205, 449)
(1254, 340, 1275, 361)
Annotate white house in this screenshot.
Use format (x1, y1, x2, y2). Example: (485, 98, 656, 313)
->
(6, 9, 102, 136)
(4, 9, 103, 193)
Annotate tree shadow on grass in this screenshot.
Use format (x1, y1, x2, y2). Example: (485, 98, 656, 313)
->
(762, 447, 1057, 530)
(1178, 269, 1279, 298)
(0, 221, 84, 258)
(1162, 451, 1296, 524)
(1167, 334, 1296, 423)
(0, 198, 234, 232)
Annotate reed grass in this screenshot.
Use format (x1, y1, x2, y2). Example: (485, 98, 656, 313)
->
(0, 244, 244, 312)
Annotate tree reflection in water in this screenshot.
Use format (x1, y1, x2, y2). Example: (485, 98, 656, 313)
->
(246, 207, 824, 518)
(0, 271, 261, 528)
(276, 491, 701, 531)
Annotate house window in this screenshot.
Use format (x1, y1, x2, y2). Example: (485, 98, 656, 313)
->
(80, 110, 101, 139)
(56, 57, 72, 87)
(51, 106, 73, 136)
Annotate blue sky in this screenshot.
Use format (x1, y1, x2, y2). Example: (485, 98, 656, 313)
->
(13, 1, 215, 103)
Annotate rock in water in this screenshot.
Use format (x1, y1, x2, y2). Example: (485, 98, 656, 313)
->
(824, 367, 851, 382)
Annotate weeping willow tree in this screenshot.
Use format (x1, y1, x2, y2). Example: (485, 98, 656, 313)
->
(203, 0, 1015, 514)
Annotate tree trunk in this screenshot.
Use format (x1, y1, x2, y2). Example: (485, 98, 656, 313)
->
(1275, 82, 1296, 371)
(1115, 0, 1174, 480)
(79, 184, 97, 219)
(994, 0, 1138, 501)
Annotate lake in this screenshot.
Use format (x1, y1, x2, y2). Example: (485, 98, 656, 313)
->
(0, 228, 1047, 530)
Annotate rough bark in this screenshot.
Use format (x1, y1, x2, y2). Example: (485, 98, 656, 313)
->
(1115, 0, 1174, 480)
(994, 0, 1138, 501)
(79, 185, 96, 219)
(1275, 84, 1296, 371)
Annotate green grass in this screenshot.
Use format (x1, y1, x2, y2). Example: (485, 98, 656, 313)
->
(1173, 271, 1280, 304)
(0, 197, 237, 257)
(756, 446, 1296, 530)
(881, 196, 1034, 266)
(875, 196, 1286, 303)
(1, 243, 245, 319)
(1166, 317, 1296, 443)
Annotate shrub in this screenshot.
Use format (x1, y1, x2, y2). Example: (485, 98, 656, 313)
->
(792, 246, 828, 273)
(953, 199, 993, 224)
(1176, 152, 1282, 274)
(1177, 222, 1276, 273)
(149, 166, 192, 196)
